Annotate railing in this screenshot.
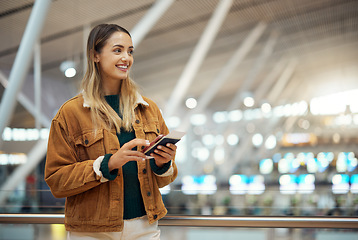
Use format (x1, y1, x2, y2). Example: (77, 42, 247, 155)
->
(1, 214, 358, 229)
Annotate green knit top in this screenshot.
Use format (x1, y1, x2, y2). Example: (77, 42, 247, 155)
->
(100, 94, 171, 220)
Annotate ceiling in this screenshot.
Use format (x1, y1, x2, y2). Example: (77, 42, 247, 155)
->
(0, 0, 357, 130)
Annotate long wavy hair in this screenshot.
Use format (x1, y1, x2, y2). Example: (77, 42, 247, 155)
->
(81, 24, 139, 132)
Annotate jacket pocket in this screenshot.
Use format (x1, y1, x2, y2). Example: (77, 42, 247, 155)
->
(67, 187, 103, 221)
(74, 130, 105, 161)
(143, 122, 160, 142)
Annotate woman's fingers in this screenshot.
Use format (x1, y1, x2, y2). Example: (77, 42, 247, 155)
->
(109, 139, 151, 170)
(123, 149, 150, 160)
(150, 143, 177, 164)
(157, 144, 176, 156)
(123, 138, 149, 150)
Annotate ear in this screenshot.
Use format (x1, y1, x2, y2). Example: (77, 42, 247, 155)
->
(93, 51, 100, 63)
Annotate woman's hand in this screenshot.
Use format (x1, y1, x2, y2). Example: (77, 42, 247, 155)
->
(150, 143, 177, 168)
(108, 139, 150, 171)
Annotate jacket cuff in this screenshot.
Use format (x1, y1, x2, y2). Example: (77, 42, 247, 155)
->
(150, 159, 173, 177)
(100, 154, 118, 181)
(93, 156, 108, 182)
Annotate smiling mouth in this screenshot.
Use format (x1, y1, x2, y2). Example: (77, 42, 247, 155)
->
(116, 65, 128, 71)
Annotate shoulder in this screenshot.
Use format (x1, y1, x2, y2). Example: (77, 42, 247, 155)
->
(53, 94, 87, 121)
(141, 96, 162, 113)
(140, 96, 168, 133)
(142, 96, 157, 107)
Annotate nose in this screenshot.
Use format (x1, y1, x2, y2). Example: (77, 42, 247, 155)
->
(121, 52, 130, 62)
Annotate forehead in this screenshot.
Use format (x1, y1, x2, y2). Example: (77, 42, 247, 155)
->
(106, 31, 133, 47)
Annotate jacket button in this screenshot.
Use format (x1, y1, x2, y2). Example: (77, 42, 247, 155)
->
(142, 169, 147, 174)
(153, 214, 158, 220)
(84, 139, 89, 145)
(147, 191, 151, 197)
(135, 119, 140, 124)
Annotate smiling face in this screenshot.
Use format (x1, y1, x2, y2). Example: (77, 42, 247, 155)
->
(94, 31, 134, 95)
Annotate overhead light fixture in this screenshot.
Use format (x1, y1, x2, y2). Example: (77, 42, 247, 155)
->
(261, 102, 271, 113)
(243, 96, 255, 107)
(185, 97, 197, 109)
(60, 60, 77, 78)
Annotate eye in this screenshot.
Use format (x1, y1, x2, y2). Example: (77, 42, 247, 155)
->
(114, 48, 121, 53)
(128, 50, 134, 55)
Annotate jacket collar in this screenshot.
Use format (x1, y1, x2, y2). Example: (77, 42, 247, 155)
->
(82, 91, 149, 108)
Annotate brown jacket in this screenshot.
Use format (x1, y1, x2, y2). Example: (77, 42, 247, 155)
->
(45, 93, 177, 232)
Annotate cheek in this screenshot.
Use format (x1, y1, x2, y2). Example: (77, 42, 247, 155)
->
(98, 62, 113, 75)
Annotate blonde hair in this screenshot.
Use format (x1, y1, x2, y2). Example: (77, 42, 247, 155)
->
(81, 24, 139, 132)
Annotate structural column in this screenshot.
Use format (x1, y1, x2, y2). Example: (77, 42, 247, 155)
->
(34, 41, 41, 130)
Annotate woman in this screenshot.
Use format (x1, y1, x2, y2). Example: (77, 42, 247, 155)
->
(45, 24, 178, 239)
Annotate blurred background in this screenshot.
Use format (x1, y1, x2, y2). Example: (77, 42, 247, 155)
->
(0, 0, 358, 239)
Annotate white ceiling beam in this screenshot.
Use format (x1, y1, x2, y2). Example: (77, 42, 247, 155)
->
(209, 32, 279, 138)
(131, 0, 175, 48)
(0, 71, 51, 128)
(239, 31, 278, 96)
(178, 22, 267, 131)
(164, 0, 233, 118)
(253, 57, 287, 104)
(266, 59, 297, 104)
(0, 0, 51, 146)
(220, 57, 286, 138)
(225, 33, 279, 114)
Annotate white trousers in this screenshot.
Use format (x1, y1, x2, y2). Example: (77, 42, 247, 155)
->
(67, 216, 160, 240)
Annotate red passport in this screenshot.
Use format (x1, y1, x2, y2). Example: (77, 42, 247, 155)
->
(142, 130, 186, 156)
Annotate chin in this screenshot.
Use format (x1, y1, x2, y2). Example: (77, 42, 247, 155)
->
(117, 74, 128, 80)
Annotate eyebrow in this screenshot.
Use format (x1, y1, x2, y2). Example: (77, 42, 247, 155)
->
(113, 44, 134, 49)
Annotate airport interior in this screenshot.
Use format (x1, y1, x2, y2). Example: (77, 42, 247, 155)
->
(0, 0, 358, 239)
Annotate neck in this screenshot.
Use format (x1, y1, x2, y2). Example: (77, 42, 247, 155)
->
(102, 78, 123, 95)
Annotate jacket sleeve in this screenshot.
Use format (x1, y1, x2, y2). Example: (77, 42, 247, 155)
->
(44, 119, 102, 198)
(152, 105, 178, 188)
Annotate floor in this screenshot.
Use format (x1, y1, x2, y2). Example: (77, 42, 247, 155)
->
(1, 224, 357, 240)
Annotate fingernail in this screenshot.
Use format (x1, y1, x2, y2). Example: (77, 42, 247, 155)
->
(158, 146, 162, 149)
(145, 140, 150, 145)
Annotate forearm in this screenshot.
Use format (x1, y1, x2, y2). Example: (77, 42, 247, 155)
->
(45, 160, 101, 198)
